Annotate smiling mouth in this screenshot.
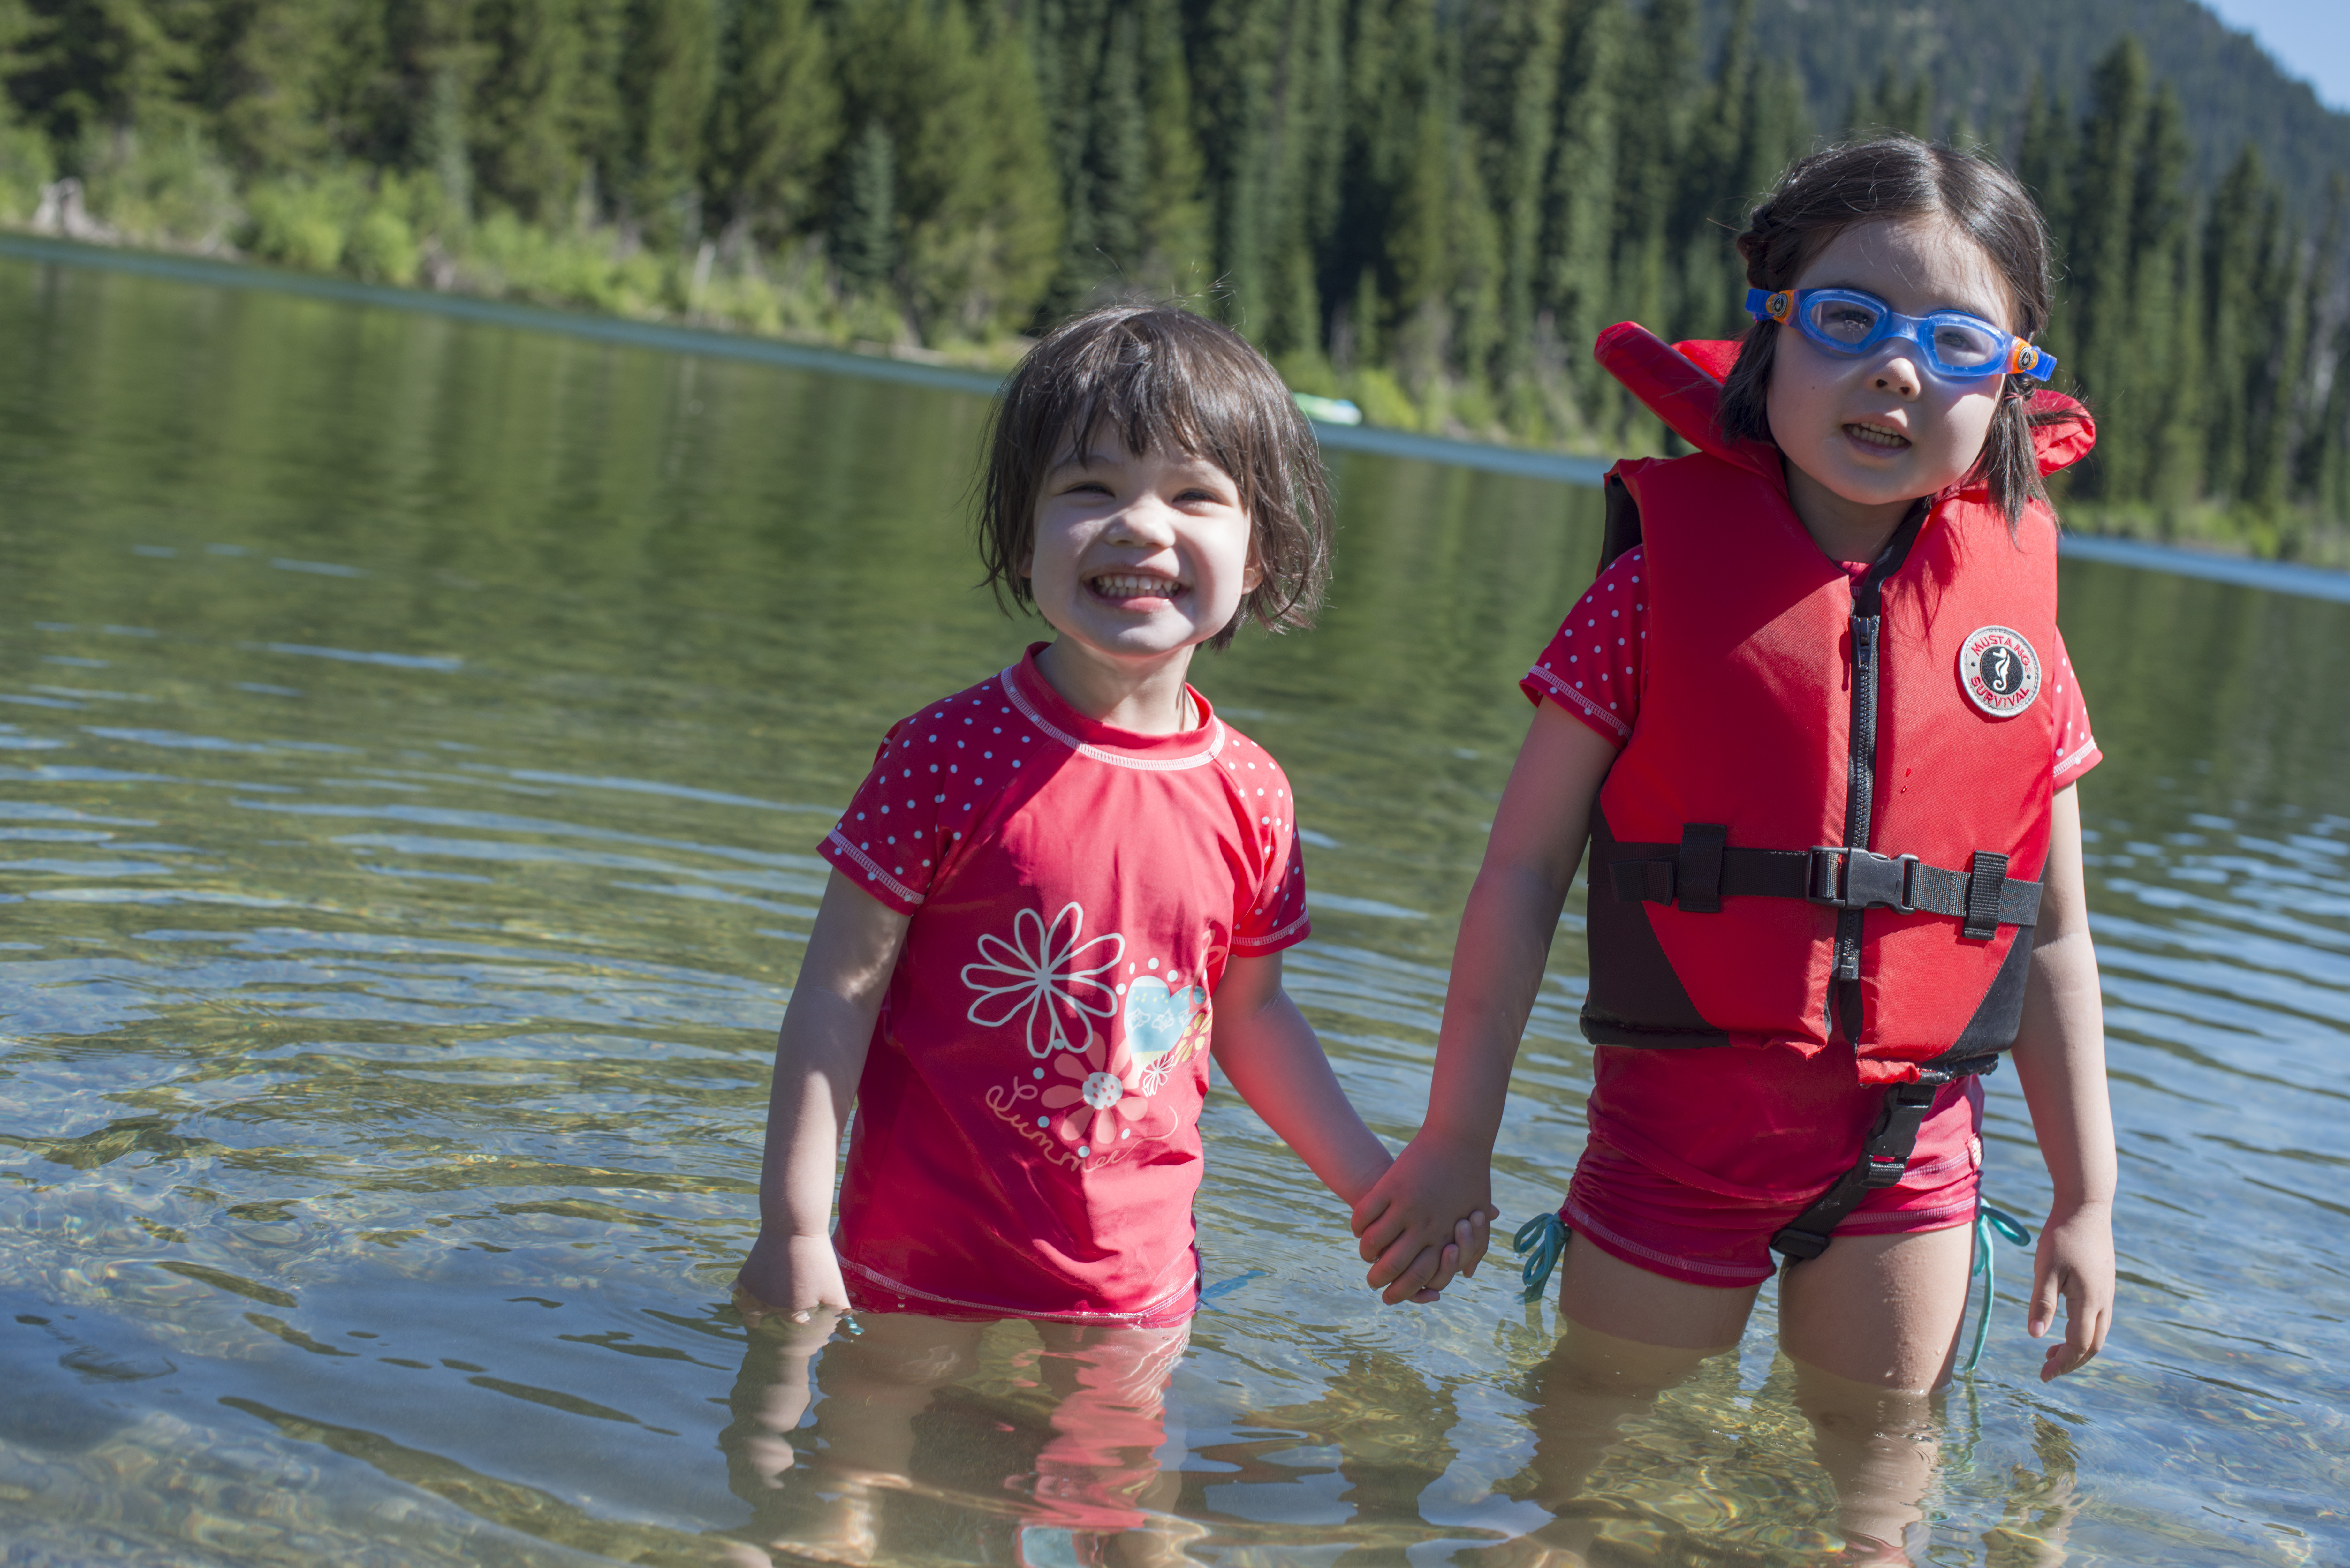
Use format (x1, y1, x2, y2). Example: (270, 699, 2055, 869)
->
(1844, 420, 1911, 450)
(1088, 572, 1186, 603)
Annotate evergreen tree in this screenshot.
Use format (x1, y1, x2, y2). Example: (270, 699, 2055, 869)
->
(835, 0, 1060, 339)
(1135, 0, 1209, 296)
(1462, 0, 1564, 396)
(12, 0, 203, 147)
(705, 0, 837, 245)
(833, 116, 894, 293)
(1671, 0, 1749, 341)
(1610, 0, 1695, 340)
(2292, 173, 2347, 502)
(474, 0, 586, 221)
(209, 0, 340, 173)
(2126, 83, 2199, 509)
(619, 0, 716, 246)
(1536, 0, 1624, 417)
(2201, 146, 2268, 507)
(2065, 37, 2146, 500)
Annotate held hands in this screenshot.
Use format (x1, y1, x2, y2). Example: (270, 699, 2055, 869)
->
(2027, 1200, 2115, 1381)
(1350, 1133, 1500, 1306)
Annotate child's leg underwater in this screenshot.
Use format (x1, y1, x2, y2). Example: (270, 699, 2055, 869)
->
(1022, 1319, 1198, 1566)
(1477, 1235, 1759, 1564)
(1778, 1223, 1974, 1555)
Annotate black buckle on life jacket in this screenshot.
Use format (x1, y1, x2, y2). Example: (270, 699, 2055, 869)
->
(1806, 847, 1921, 913)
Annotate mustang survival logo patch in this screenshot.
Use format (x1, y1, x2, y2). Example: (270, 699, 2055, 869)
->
(1958, 626, 2041, 717)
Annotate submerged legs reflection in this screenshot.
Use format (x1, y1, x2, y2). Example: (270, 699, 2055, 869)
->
(717, 1306, 1193, 1566)
(1483, 1227, 1975, 1564)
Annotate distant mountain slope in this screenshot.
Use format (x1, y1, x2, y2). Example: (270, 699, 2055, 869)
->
(1706, 0, 2350, 210)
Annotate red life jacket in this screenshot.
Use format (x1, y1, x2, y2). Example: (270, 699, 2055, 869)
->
(1581, 324, 2096, 1086)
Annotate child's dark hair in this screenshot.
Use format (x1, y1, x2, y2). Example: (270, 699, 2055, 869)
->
(978, 305, 1334, 651)
(1717, 136, 2076, 525)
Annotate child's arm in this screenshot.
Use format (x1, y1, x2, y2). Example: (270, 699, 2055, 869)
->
(735, 870, 911, 1318)
(1351, 701, 1618, 1297)
(1210, 951, 1479, 1304)
(2009, 783, 2118, 1381)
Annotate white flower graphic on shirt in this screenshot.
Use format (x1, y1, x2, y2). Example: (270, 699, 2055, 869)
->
(962, 903, 1125, 1058)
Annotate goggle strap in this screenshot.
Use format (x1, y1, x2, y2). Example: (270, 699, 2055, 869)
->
(2007, 340, 2057, 382)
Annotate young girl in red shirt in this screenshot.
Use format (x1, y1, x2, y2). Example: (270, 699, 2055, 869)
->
(730, 305, 1478, 1560)
(1353, 139, 2118, 1560)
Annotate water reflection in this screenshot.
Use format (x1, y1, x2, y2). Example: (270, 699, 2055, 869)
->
(0, 255, 2344, 1564)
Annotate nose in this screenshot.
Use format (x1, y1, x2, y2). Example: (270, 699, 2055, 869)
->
(1107, 493, 1179, 546)
(1871, 345, 1922, 398)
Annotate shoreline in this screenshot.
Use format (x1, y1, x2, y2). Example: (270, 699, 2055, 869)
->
(7, 230, 2344, 605)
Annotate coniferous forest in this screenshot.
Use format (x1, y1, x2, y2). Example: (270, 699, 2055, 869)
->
(3, 0, 2347, 552)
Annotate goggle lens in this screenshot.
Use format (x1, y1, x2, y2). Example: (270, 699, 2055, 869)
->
(1803, 294, 1885, 347)
(1928, 318, 2006, 370)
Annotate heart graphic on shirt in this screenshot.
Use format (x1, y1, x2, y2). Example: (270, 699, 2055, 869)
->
(1123, 976, 1205, 1064)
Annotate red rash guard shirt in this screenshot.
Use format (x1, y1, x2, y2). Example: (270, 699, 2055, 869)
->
(1521, 547, 2102, 1209)
(816, 645, 1311, 1321)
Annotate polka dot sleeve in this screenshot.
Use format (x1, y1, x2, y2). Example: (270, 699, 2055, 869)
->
(2047, 630, 2102, 790)
(1520, 546, 1646, 744)
(819, 715, 957, 914)
(1228, 739, 1312, 954)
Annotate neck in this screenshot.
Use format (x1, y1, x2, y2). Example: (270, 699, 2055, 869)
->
(1034, 637, 1200, 734)
(1783, 459, 1917, 565)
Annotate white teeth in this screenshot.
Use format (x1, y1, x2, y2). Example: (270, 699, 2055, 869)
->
(1092, 574, 1181, 597)
(1847, 422, 1908, 449)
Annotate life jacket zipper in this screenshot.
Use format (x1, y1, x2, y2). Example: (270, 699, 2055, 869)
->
(1831, 505, 1930, 1028)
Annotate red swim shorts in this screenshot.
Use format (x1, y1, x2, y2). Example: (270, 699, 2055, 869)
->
(1561, 1073, 1984, 1290)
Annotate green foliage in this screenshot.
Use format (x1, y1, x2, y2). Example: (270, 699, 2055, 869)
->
(0, 104, 53, 219)
(0, 0, 2344, 547)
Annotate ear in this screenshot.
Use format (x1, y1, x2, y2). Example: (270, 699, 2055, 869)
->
(1240, 551, 1263, 596)
(1017, 545, 1033, 580)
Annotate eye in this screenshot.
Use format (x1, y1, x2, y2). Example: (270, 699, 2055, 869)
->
(1813, 302, 1878, 342)
(1930, 319, 2005, 368)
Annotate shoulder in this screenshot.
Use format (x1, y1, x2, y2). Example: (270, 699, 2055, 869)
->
(879, 669, 1022, 748)
(1205, 720, 1293, 790)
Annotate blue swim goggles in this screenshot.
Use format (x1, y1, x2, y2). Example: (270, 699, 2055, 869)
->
(1747, 287, 2056, 382)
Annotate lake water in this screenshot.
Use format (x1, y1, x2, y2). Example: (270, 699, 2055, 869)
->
(0, 252, 2344, 1567)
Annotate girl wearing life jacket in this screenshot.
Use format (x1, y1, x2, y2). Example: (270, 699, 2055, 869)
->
(1351, 139, 2118, 1558)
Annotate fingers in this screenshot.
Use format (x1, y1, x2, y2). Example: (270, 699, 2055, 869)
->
(1459, 1209, 1493, 1279)
(2040, 1274, 2112, 1382)
(1356, 1202, 1410, 1267)
(1419, 1241, 1457, 1298)
(2027, 1257, 2063, 1341)
(1380, 1242, 1445, 1307)
(1349, 1186, 1391, 1240)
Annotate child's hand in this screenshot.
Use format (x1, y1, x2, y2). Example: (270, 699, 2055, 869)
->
(1391, 1211, 1493, 1306)
(1351, 1134, 1499, 1306)
(2027, 1200, 2114, 1381)
(735, 1228, 853, 1323)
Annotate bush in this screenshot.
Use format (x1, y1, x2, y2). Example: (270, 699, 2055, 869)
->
(0, 117, 55, 225)
(78, 124, 239, 250)
(346, 205, 420, 284)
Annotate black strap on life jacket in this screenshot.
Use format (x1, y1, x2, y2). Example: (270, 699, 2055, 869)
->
(1605, 831, 2042, 939)
(1768, 1058, 1997, 1263)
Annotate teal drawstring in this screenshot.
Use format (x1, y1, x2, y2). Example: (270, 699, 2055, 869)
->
(1514, 1212, 1569, 1300)
(1960, 1202, 2034, 1374)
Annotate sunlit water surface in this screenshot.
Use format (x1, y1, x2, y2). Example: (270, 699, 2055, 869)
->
(0, 257, 2344, 1566)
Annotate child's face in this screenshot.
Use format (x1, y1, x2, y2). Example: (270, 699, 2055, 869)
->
(1024, 431, 1260, 668)
(1766, 218, 2013, 516)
